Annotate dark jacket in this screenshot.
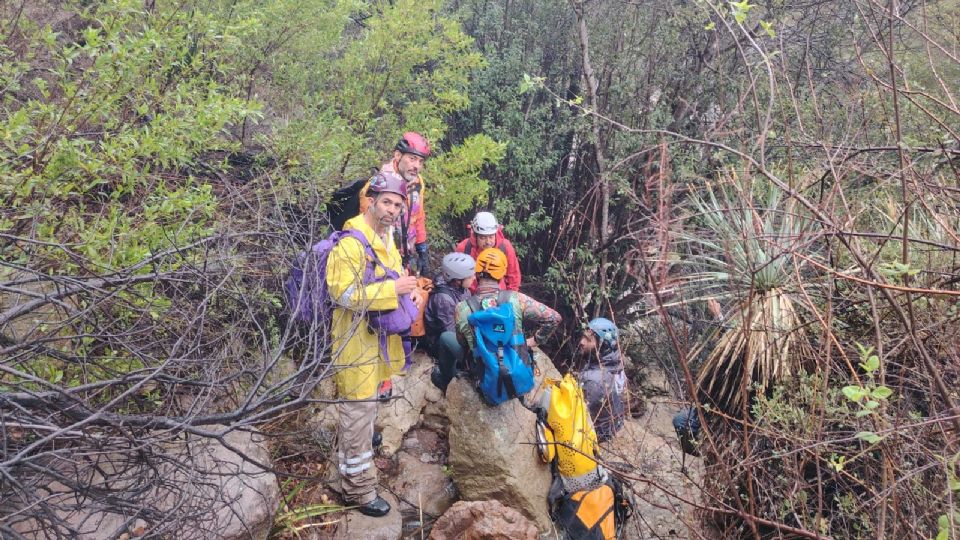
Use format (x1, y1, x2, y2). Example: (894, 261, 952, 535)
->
(580, 348, 626, 442)
(424, 281, 470, 338)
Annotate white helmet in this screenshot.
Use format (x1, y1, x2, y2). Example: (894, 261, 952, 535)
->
(471, 211, 499, 235)
(441, 252, 476, 280)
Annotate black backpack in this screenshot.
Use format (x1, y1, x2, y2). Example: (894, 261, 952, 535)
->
(327, 178, 367, 232)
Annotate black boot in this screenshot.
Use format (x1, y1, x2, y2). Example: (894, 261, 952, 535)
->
(357, 495, 391, 517)
(372, 431, 382, 449)
(430, 366, 448, 392)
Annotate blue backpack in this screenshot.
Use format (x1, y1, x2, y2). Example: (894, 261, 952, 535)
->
(465, 291, 534, 405)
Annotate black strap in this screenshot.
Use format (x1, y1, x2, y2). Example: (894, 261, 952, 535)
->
(461, 240, 472, 255)
(398, 209, 410, 263)
(466, 296, 482, 314)
(498, 363, 517, 399)
(496, 289, 513, 306)
(431, 284, 457, 301)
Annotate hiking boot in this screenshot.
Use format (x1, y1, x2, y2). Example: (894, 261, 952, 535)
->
(430, 366, 448, 392)
(372, 431, 382, 449)
(357, 496, 391, 517)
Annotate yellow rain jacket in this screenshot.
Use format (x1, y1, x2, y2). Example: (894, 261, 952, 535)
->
(326, 215, 406, 400)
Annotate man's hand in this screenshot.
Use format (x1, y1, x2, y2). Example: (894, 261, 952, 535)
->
(395, 275, 418, 295)
(526, 337, 538, 349)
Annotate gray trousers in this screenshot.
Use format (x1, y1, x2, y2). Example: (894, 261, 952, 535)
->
(337, 399, 378, 504)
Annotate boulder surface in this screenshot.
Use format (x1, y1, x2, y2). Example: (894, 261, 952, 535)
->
(445, 376, 553, 532)
(429, 500, 539, 540)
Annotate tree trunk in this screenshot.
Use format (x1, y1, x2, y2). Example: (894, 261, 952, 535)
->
(571, 0, 609, 316)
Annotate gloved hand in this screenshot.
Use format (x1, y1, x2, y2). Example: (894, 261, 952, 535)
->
(415, 242, 430, 276)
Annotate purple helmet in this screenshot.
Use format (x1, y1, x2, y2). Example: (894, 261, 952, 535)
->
(367, 171, 407, 199)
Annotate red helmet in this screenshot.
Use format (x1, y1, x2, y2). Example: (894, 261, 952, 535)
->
(367, 171, 407, 199)
(396, 132, 431, 158)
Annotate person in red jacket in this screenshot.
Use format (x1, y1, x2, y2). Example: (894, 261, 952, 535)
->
(454, 211, 521, 292)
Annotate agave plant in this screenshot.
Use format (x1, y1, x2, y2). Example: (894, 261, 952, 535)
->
(676, 176, 816, 415)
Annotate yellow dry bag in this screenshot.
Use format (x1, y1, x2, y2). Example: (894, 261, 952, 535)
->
(536, 374, 599, 478)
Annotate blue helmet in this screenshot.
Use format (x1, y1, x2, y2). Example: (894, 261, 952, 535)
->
(587, 317, 618, 349)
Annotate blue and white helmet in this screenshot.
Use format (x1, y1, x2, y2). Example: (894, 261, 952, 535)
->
(587, 317, 618, 349)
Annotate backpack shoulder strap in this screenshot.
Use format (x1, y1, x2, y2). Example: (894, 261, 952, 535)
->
(497, 289, 514, 307)
(432, 284, 456, 300)
(338, 229, 384, 281)
(466, 296, 482, 314)
(461, 240, 472, 255)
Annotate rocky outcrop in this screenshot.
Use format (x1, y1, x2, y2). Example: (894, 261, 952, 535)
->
(445, 367, 554, 532)
(428, 500, 539, 540)
(376, 355, 440, 456)
(9, 428, 280, 540)
(386, 449, 458, 518)
(605, 368, 702, 539)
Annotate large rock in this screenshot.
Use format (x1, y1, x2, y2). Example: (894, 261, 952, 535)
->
(333, 491, 402, 540)
(376, 353, 439, 456)
(606, 394, 702, 539)
(429, 500, 539, 540)
(9, 428, 280, 539)
(445, 373, 554, 532)
(386, 450, 458, 518)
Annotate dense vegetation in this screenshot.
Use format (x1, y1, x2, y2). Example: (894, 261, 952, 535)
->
(1, 0, 958, 538)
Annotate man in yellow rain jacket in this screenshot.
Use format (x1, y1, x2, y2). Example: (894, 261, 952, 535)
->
(327, 171, 419, 517)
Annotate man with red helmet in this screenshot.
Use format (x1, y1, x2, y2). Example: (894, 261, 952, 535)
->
(361, 132, 432, 275)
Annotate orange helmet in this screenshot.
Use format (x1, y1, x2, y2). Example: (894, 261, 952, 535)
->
(475, 248, 508, 281)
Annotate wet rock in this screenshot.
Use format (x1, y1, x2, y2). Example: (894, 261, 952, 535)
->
(333, 491, 401, 540)
(606, 395, 702, 539)
(445, 377, 553, 532)
(9, 428, 280, 540)
(309, 377, 340, 448)
(376, 354, 437, 457)
(386, 451, 458, 518)
(421, 398, 450, 433)
(428, 500, 539, 540)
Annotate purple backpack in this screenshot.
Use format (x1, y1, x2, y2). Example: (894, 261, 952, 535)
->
(284, 229, 418, 367)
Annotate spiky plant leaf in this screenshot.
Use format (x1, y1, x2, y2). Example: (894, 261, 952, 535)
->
(677, 176, 818, 414)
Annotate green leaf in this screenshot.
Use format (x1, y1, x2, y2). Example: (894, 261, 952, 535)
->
(936, 514, 949, 540)
(871, 386, 893, 400)
(949, 473, 960, 492)
(842, 385, 866, 402)
(704, 21, 716, 30)
(859, 354, 880, 373)
(855, 431, 882, 444)
(729, 0, 753, 24)
(759, 20, 776, 38)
